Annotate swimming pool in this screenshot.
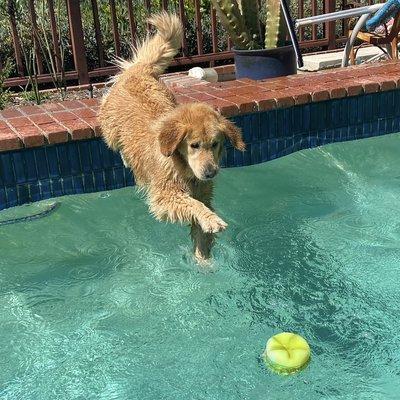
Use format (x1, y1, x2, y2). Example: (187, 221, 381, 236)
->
(1, 133, 400, 399)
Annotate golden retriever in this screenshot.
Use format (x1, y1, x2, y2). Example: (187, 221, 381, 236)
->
(99, 12, 245, 263)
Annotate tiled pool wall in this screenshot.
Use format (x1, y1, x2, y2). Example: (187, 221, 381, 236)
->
(1, 61, 400, 210)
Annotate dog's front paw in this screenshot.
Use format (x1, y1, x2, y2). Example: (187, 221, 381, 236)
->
(199, 213, 228, 233)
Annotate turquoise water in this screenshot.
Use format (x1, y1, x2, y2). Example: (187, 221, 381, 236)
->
(1, 133, 400, 399)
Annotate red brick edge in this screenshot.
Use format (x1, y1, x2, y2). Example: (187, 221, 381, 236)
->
(1, 60, 400, 152)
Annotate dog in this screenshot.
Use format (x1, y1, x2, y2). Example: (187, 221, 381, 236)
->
(99, 12, 245, 263)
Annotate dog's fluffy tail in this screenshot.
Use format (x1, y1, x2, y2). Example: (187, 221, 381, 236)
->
(115, 12, 183, 77)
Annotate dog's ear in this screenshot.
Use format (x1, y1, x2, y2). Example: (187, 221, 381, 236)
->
(219, 117, 245, 151)
(156, 115, 187, 157)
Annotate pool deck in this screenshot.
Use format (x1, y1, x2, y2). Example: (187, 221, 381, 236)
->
(0, 60, 400, 153)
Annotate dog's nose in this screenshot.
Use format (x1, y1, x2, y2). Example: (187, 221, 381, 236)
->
(204, 167, 217, 179)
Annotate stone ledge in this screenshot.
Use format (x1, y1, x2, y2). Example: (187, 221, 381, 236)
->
(1, 60, 400, 152)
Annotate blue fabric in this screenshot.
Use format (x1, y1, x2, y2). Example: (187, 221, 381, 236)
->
(366, 0, 400, 31)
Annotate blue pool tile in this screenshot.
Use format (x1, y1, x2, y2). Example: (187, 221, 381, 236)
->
(0, 153, 15, 186)
(45, 146, 59, 179)
(328, 100, 339, 129)
(94, 171, 106, 191)
(56, 145, 70, 177)
(234, 149, 244, 167)
(384, 118, 393, 134)
(276, 138, 286, 155)
(258, 112, 269, 140)
(347, 97, 359, 126)
(323, 129, 332, 143)
(29, 183, 41, 202)
(354, 124, 363, 139)
(380, 92, 389, 119)
(393, 116, 400, 132)
(356, 96, 364, 124)
(83, 172, 95, 192)
(62, 176, 74, 195)
(90, 141, 102, 171)
(100, 143, 114, 169)
(309, 135, 317, 148)
(243, 144, 252, 166)
(12, 153, 26, 184)
(113, 167, 125, 189)
(302, 104, 311, 133)
(17, 184, 30, 205)
(73, 175, 84, 193)
(267, 110, 278, 138)
(260, 140, 268, 162)
(34, 148, 49, 180)
(363, 94, 374, 122)
(291, 105, 306, 134)
(268, 139, 278, 160)
(393, 91, 400, 117)
(51, 179, 63, 197)
(22, 151, 38, 182)
(112, 151, 124, 167)
(370, 120, 379, 135)
(276, 108, 291, 138)
(226, 147, 234, 167)
(40, 180, 52, 199)
(346, 125, 354, 141)
(240, 115, 252, 143)
(309, 103, 320, 131)
(0, 187, 6, 209)
(104, 169, 115, 190)
(362, 121, 372, 137)
(380, 91, 395, 119)
(67, 142, 81, 175)
(372, 93, 381, 120)
(125, 169, 134, 186)
(79, 141, 93, 172)
(251, 113, 261, 141)
(378, 118, 387, 135)
(284, 137, 294, 153)
(250, 142, 261, 165)
(6, 186, 17, 207)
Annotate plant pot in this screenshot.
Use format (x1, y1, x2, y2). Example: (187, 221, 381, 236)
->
(233, 45, 297, 80)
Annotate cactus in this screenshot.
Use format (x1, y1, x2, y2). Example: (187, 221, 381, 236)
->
(211, 0, 288, 50)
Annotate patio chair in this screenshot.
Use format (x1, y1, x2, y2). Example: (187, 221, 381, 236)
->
(347, 1, 400, 65)
(294, 0, 400, 67)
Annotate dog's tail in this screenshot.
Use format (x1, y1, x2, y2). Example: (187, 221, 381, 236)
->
(115, 12, 183, 78)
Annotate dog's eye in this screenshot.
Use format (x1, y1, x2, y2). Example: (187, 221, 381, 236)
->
(212, 142, 218, 148)
(190, 143, 200, 149)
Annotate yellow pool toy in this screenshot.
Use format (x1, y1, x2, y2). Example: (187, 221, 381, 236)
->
(262, 332, 311, 375)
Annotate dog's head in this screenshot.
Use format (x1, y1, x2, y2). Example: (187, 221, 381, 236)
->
(155, 103, 245, 180)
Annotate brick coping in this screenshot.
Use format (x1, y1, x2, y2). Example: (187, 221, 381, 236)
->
(1, 60, 400, 153)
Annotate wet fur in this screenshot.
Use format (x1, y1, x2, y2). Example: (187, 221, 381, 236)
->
(99, 12, 245, 263)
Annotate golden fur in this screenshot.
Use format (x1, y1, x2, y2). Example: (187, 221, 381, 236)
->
(99, 12, 245, 263)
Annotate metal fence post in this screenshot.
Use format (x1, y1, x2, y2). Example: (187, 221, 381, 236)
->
(66, 0, 89, 84)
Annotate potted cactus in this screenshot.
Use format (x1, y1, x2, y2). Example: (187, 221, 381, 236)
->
(211, 0, 297, 79)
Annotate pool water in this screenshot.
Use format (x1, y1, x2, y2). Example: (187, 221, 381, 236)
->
(1, 133, 400, 399)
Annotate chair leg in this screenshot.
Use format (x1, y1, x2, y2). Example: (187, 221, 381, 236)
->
(386, 43, 393, 58)
(391, 38, 398, 59)
(350, 45, 356, 65)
